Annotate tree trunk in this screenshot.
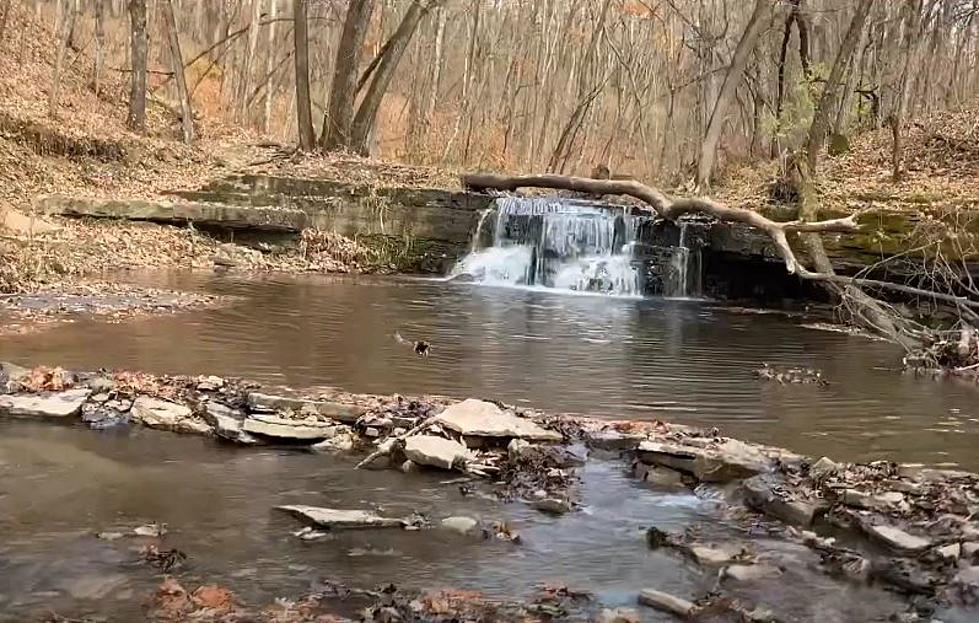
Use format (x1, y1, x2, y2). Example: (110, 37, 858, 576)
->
(94, 0, 106, 96)
(695, 0, 773, 190)
(425, 5, 446, 124)
(320, 0, 376, 151)
(127, 0, 148, 132)
(0, 0, 12, 50)
(49, 0, 79, 117)
(349, 0, 442, 155)
(293, 0, 314, 150)
(237, 0, 262, 123)
(262, 0, 278, 135)
(161, 0, 194, 144)
(891, 0, 923, 181)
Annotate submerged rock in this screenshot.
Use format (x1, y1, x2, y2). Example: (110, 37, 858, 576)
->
(531, 497, 572, 515)
(441, 516, 479, 535)
(436, 399, 562, 442)
(276, 505, 405, 529)
(242, 414, 339, 441)
(722, 563, 783, 582)
(637, 588, 696, 617)
(403, 435, 471, 470)
(0, 388, 91, 418)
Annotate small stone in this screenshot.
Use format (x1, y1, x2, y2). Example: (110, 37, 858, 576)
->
(441, 516, 479, 534)
(133, 523, 167, 537)
(404, 435, 471, 470)
(867, 525, 931, 553)
(276, 505, 405, 529)
(690, 544, 743, 566)
(722, 564, 783, 582)
(809, 456, 838, 478)
(364, 427, 381, 438)
(197, 375, 224, 391)
(400, 460, 419, 474)
(637, 589, 696, 617)
(531, 498, 572, 515)
(0, 389, 91, 418)
(596, 607, 641, 623)
(938, 542, 961, 560)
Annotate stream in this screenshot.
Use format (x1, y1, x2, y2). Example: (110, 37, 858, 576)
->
(1, 273, 978, 621)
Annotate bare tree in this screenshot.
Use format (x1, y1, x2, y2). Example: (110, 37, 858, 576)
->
(94, 0, 106, 97)
(162, 0, 195, 144)
(695, 0, 774, 189)
(128, 0, 149, 132)
(320, 0, 376, 151)
(293, 0, 314, 150)
(262, 0, 278, 134)
(49, 0, 79, 117)
(236, 0, 263, 123)
(0, 0, 12, 49)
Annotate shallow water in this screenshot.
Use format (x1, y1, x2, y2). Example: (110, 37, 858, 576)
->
(2, 272, 977, 469)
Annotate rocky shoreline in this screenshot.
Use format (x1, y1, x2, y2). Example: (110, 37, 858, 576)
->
(2, 362, 979, 621)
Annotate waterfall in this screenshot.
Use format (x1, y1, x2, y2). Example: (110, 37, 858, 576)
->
(450, 196, 646, 296)
(665, 221, 703, 298)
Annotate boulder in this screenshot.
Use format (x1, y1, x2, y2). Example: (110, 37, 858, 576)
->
(242, 414, 339, 441)
(131, 396, 210, 434)
(436, 399, 562, 442)
(204, 403, 262, 445)
(403, 435, 471, 470)
(246, 392, 364, 423)
(637, 589, 696, 617)
(0, 389, 91, 418)
(743, 474, 827, 527)
(441, 516, 479, 535)
(866, 525, 931, 553)
(276, 505, 404, 529)
(637, 438, 768, 483)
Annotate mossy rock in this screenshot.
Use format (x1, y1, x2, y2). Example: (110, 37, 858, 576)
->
(828, 133, 851, 156)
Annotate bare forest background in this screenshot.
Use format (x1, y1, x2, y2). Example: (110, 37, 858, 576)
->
(6, 0, 979, 188)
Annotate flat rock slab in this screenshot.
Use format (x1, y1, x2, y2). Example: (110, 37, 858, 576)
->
(404, 435, 471, 470)
(276, 505, 404, 529)
(637, 438, 769, 483)
(246, 392, 364, 423)
(204, 403, 262, 445)
(867, 524, 931, 553)
(243, 414, 340, 440)
(436, 399, 562, 442)
(131, 396, 209, 434)
(0, 389, 91, 418)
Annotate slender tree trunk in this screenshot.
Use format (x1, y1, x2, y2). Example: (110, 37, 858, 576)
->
(695, 0, 773, 189)
(293, 0, 314, 150)
(162, 0, 194, 143)
(425, 5, 446, 124)
(93, 0, 106, 96)
(49, 0, 79, 117)
(0, 0, 12, 50)
(262, 0, 278, 135)
(236, 0, 262, 123)
(891, 0, 922, 181)
(127, 0, 148, 132)
(320, 0, 376, 151)
(349, 0, 442, 155)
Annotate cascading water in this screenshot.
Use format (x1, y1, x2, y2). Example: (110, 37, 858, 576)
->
(450, 196, 646, 296)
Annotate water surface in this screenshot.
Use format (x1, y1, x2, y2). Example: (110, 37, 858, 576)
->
(1, 272, 977, 468)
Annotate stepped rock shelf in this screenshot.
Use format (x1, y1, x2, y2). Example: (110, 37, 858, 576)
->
(2, 361, 979, 620)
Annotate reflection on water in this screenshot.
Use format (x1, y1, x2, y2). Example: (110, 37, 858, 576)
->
(1, 272, 977, 468)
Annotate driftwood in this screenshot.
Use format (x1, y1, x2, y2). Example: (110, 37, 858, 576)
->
(460, 173, 979, 314)
(354, 415, 437, 469)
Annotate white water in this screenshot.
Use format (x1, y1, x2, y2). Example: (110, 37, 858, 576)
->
(450, 196, 644, 296)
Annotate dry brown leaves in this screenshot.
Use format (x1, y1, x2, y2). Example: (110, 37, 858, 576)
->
(419, 589, 488, 616)
(17, 366, 75, 392)
(113, 370, 180, 401)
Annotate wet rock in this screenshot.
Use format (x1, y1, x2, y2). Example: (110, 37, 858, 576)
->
(0, 388, 91, 418)
(311, 431, 357, 452)
(690, 544, 745, 566)
(743, 474, 826, 527)
(246, 392, 364, 423)
(436, 399, 563, 442)
(584, 428, 646, 452)
(403, 435, 471, 470)
(866, 525, 931, 553)
(204, 403, 262, 445)
(637, 589, 696, 617)
(242, 413, 339, 441)
(596, 607, 641, 623)
(399, 460, 419, 474)
(637, 438, 768, 483)
(131, 396, 210, 434)
(722, 564, 783, 582)
(841, 488, 904, 510)
(197, 375, 225, 391)
(441, 516, 479, 535)
(531, 497, 572, 515)
(634, 461, 685, 487)
(938, 543, 962, 560)
(276, 505, 405, 529)
(80, 402, 131, 429)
